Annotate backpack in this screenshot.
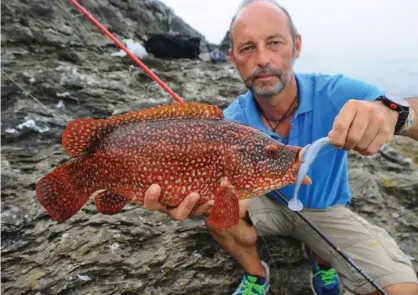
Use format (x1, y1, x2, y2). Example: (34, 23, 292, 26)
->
(144, 33, 201, 59)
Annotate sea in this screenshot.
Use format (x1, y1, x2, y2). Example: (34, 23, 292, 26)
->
(294, 55, 418, 98)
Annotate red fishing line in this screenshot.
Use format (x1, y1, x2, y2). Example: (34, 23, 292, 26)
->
(69, 0, 185, 106)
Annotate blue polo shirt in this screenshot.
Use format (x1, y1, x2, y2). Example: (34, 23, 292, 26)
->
(223, 73, 385, 209)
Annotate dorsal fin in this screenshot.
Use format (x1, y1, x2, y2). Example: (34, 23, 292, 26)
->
(62, 102, 223, 156)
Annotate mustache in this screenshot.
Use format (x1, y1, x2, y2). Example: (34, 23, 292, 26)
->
(247, 66, 283, 82)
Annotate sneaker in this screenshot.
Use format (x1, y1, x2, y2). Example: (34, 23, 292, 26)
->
(232, 260, 270, 295)
(303, 243, 340, 295)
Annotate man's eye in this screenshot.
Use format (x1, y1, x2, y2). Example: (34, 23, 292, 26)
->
(241, 46, 253, 52)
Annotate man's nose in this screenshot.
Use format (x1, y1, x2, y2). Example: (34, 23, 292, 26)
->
(255, 47, 271, 67)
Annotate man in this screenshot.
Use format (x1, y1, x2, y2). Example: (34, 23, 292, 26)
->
(140, 0, 418, 294)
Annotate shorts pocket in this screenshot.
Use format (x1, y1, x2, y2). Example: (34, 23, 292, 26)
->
(349, 213, 413, 268)
(372, 225, 413, 268)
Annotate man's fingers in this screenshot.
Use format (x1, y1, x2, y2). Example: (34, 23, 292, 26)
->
(329, 100, 357, 148)
(190, 200, 214, 216)
(343, 109, 370, 150)
(359, 126, 391, 156)
(143, 184, 168, 213)
(354, 115, 382, 152)
(169, 192, 200, 221)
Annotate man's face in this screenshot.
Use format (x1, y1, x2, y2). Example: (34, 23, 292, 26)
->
(229, 2, 301, 98)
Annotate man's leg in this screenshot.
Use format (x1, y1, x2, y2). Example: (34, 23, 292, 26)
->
(205, 195, 292, 294)
(292, 205, 418, 295)
(206, 212, 265, 276)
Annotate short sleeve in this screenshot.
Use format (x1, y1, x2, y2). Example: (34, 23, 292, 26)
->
(321, 74, 386, 112)
(223, 95, 249, 125)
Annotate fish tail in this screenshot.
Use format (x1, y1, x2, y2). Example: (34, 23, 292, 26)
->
(36, 159, 93, 222)
(62, 118, 109, 156)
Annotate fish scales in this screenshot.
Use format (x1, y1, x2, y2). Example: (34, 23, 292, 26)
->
(36, 102, 309, 228)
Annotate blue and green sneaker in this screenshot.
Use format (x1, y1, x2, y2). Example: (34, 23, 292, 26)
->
(303, 244, 340, 295)
(232, 260, 270, 295)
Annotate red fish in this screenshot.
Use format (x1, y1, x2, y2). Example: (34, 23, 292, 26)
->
(36, 102, 311, 228)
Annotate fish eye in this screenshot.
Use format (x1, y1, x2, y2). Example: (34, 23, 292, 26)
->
(266, 144, 279, 159)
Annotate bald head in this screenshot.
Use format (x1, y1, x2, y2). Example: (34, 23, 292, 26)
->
(227, 0, 302, 98)
(229, 0, 298, 48)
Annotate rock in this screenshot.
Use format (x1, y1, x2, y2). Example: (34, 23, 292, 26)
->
(219, 30, 231, 53)
(1, 1, 417, 294)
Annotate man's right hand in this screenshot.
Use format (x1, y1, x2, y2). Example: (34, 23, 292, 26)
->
(141, 184, 214, 221)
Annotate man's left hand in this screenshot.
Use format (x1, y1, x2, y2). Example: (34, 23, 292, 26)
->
(328, 99, 398, 156)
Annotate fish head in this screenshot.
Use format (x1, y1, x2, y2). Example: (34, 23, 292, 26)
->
(230, 136, 310, 195)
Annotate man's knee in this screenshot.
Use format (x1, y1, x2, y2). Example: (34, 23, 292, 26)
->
(204, 200, 258, 247)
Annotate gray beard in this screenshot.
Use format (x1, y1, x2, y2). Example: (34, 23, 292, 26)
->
(243, 65, 292, 98)
(247, 75, 288, 98)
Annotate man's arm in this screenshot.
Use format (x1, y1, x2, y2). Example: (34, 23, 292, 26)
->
(329, 96, 418, 156)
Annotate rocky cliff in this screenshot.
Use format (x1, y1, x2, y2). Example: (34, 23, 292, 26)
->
(1, 1, 417, 295)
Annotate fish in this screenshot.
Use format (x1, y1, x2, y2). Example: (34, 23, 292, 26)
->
(35, 102, 311, 228)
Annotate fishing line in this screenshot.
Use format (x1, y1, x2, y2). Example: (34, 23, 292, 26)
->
(54, 0, 149, 92)
(68, 0, 185, 105)
(257, 230, 285, 295)
(269, 190, 389, 295)
(1, 69, 68, 125)
(308, 145, 335, 159)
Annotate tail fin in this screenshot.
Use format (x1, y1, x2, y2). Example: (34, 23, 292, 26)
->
(36, 159, 92, 222)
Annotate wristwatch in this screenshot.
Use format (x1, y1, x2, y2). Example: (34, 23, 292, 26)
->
(375, 94, 410, 133)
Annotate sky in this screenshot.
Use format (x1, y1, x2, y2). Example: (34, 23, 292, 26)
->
(160, 0, 418, 59)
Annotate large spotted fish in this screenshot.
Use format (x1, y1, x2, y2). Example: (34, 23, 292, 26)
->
(36, 102, 311, 228)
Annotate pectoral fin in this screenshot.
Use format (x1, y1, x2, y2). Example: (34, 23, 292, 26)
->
(94, 190, 129, 215)
(208, 177, 239, 229)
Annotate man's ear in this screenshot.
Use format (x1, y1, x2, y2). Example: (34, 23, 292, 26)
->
(294, 34, 302, 59)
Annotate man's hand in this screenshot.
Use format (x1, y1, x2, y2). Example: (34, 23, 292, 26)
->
(139, 184, 214, 221)
(328, 99, 398, 156)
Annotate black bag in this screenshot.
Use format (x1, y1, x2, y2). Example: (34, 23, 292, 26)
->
(144, 33, 201, 59)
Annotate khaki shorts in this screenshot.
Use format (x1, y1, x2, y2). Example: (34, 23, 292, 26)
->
(248, 194, 418, 294)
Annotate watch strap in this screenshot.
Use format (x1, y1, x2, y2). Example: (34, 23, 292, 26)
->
(375, 95, 410, 133)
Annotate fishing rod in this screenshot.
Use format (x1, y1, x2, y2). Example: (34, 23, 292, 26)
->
(269, 190, 389, 295)
(69, 0, 184, 106)
(68, 2, 388, 294)
(273, 137, 388, 295)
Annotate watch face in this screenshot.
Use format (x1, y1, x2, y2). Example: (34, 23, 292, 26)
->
(385, 93, 409, 107)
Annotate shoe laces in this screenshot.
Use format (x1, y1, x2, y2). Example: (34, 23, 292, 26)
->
(242, 275, 265, 295)
(313, 268, 337, 286)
